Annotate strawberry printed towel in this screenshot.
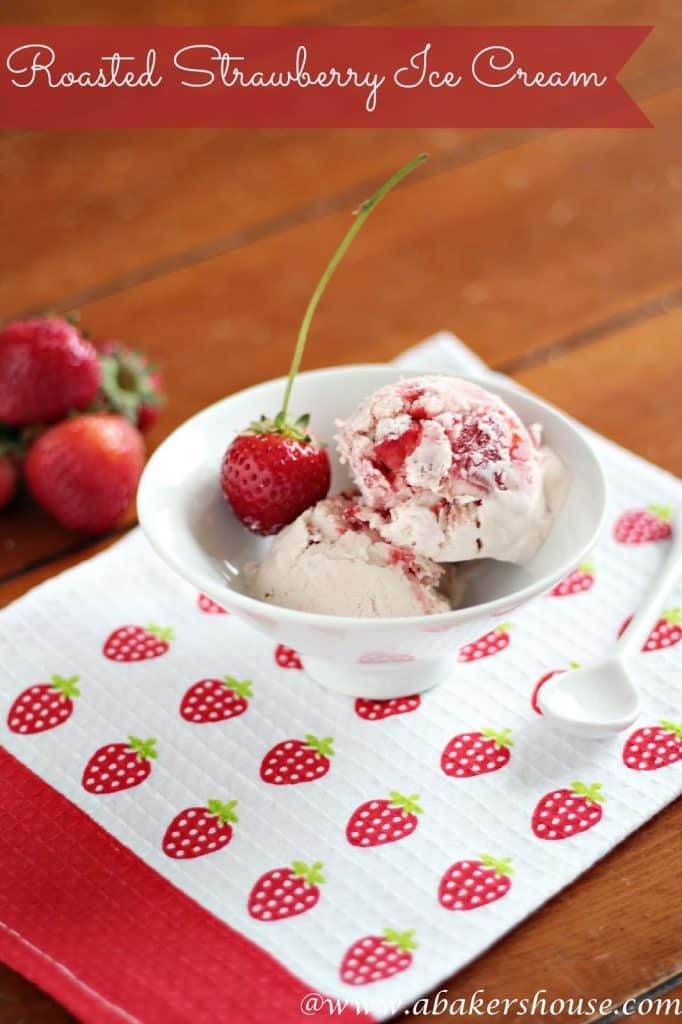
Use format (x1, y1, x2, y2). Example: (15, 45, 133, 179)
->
(1, 334, 681, 1024)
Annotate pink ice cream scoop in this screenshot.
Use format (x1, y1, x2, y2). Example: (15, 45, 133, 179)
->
(244, 493, 465, 617)
(336, 375, 566, 563)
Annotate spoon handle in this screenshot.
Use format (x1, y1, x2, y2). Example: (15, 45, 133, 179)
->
(616, 514, 682, 659)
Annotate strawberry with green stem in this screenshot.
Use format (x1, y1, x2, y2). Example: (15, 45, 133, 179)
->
(441, 728, 513, 778)
(82, 736, 157, 794)
(346, 791, 422, 847)
(614, 505, 673, 544)
(532, 782, 604, 840)
(549, 563, 595, 597)
(438, 854, 513, 911)
(8, 674, 80, 734)
(162, 799, 238, 859)
(248, 860, 325, 921)
(618, 608, 682, 652)
(622, 720, 682, 771)
(340, 928, 417, 985)
(103, 624, 174, 662)
(260, 734, 334, 785)
(459, 623, 513, 662)
(221, 153, 428, 536)
(180, 676, 252, 723)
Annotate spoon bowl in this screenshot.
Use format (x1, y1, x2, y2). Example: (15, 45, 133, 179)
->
(537, 660, 640, 738)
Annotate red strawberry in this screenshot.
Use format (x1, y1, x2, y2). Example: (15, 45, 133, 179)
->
(438, 854, 513, 911)
(0, 316, 100, 425)
(96, 339, 165, 433)
(340, 928, 417, 986)
(618, 609, 682, 652)
(614, 505, 673, 544)
(248, 860, 324, 921)
(162, 799, 238, 859)
(458, 623, 513, 662)
(7, 674, 80, 735)
(441, 728, 513, 778)
(82, 736, 157, 794)
(103, 624, 173, 662)
(354, 695, 421, 721)
(622, 720, 682, 771)
(531, 662, 580, 715)
(222, 156, 426, 536)
(180, 676, 252, 724)
(531, 782, 604, 840)
(24, 414, 144, 533)
(197, 592, 227, 615)
(260, 734, 334, 785)
(346, 791, 422, 848)
(275, 644, 302, 670)
(549, 562, 594, 597)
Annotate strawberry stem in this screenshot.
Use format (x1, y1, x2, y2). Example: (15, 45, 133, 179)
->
(481, 727, 514, 748)
(127, 736, 158, 760)
(479, 853, 513, 876)
(206, 798, 239, 824)
(388, 791, 423, 815)
(147, 624, 174, 643)
(304, 734, 335, 757)
(659, 719, 682, 738)
(51, 674, 80, 698)
(571, 781, 604, 803)
(223, 676, 253, 698)
(291, 860, 326, 885)
(647, 504, 672, 522)
(382, 928, 418, 951)
(663, 607, 682, 624)
(279, 153, 428, 422)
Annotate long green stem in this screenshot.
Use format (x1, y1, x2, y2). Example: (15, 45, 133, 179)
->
(279, 152, 429, 421)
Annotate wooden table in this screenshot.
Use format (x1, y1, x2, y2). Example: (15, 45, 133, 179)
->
(1, 2, 680, 1021)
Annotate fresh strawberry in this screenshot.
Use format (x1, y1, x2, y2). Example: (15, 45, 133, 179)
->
(103, 624, 173, 662)
(275, 644, 302, 670)
(622, 720, 682, 771)
(0, 316, 100, 425)
(222, 425, 330, 536)
(248, 860, 324, 921)
(438, 854, 513, 911)
(162, 799, 238, 859)
(346, 791, 422, 848)
(618, 609, 682, 652)
(197, 592, 227, 615)
(180, 676, 252, 724)
(96, 339, 165, 433)
(531, 662, 580, 715)
(354, 695, 421, 721)
(340, 929, 417, 986)
(441, 728, 513, 778)
(614, 505, 673, 544)
(24, 414, 144, 533)
(260, 734, 334, 785)
(82, 736, 157, 794)
(549, 563, 594, 597)
(7, 674, 80, 735)
(222, 155, 427, 536)
(458, 623, 513, 662)
(531, 782, 604, 840)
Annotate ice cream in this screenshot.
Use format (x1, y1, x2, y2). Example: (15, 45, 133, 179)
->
(336, 375, 566, 563)
(244, 494, 463, 618)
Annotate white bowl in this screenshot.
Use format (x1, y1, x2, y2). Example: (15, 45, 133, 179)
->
(138, 365, 606, 698)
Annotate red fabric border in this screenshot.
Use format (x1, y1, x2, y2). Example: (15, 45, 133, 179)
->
(0, 749, 371, 1023)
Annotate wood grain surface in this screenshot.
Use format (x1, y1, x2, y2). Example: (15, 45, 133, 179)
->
(1, 1, 680, 1022)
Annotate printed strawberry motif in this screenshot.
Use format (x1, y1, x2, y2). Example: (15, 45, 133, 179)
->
(103, 624, 174, 662)
(441, 728, 513, 778)
(82, 736, 157, 794)
(7, 674, 80, 734)
(549, 563, 594, 597)
(248, 861, 325, 921)
(458, 623, 512, 662)
(438, 854, 513, 911)
(275, 644, 302, 670)
(346, 791, 422, 848)
(531, 662, 580, 715)
(180, 676, 252, 724)
(197, 593, 227, 614)
(340, 929, 417, 986)
(260, 734, 334, 785)
(618, 609, 682, 652)
(354, 695, 421, 721)
(532, 782, 604, 840)
(614, 505, 673, 544)
(622, 720, 682, 771)
(162, 799, 238, 859)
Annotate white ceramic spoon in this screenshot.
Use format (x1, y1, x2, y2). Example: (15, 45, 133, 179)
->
(538, 511, 681, 738)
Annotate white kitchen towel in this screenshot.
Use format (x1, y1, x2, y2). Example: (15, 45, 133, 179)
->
(1, 333, 680, 1022)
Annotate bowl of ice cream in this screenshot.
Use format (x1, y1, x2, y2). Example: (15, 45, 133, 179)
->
(138, 365, 606, 698)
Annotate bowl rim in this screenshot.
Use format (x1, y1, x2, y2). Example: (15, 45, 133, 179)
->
(138, 363, 608, 631)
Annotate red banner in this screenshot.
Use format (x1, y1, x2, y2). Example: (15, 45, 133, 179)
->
(0, 25, 652, 129)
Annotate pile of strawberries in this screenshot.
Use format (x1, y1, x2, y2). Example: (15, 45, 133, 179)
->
(0, 315, 164, 533)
